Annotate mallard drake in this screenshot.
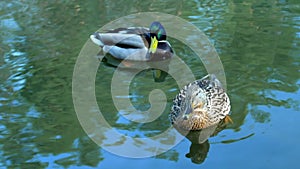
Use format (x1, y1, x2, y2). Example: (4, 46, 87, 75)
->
(90, 21, 173, 62)
(170, 74, 232, 131)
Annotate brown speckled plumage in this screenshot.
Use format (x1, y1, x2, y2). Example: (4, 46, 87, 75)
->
(170, 74, 231, 130)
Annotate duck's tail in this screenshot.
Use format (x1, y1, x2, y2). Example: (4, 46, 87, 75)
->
(90, 33, 104, 46)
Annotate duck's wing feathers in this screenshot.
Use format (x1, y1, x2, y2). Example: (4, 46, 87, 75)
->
(106, 27, 149, 35)
(102, 45, 148, 60)
(93, 27, 149, 47)
(91, 33, 146, 48)
(90, 27, 151, 60)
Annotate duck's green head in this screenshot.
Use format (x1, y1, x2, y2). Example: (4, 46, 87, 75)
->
(149, 21, 167, 53)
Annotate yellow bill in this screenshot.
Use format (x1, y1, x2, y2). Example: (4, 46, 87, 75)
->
(149, 36, 158, 53)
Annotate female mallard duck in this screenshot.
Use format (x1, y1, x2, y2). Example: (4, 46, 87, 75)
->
(170, 74, 232, 131)
(90, 21, 173, 62)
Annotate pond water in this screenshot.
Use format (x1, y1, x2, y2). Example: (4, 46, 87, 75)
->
(0, 0, 299, 168)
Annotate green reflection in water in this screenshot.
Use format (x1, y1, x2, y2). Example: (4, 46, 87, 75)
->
(0, 0, 299, 168)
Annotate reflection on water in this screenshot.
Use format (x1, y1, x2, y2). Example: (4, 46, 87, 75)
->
(182, 122, 221, 164)
(186, 140, 210, 164)
(0, 0, 299, 168)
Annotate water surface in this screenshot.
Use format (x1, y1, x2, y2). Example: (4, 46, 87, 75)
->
(0, 0, 299, 168)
